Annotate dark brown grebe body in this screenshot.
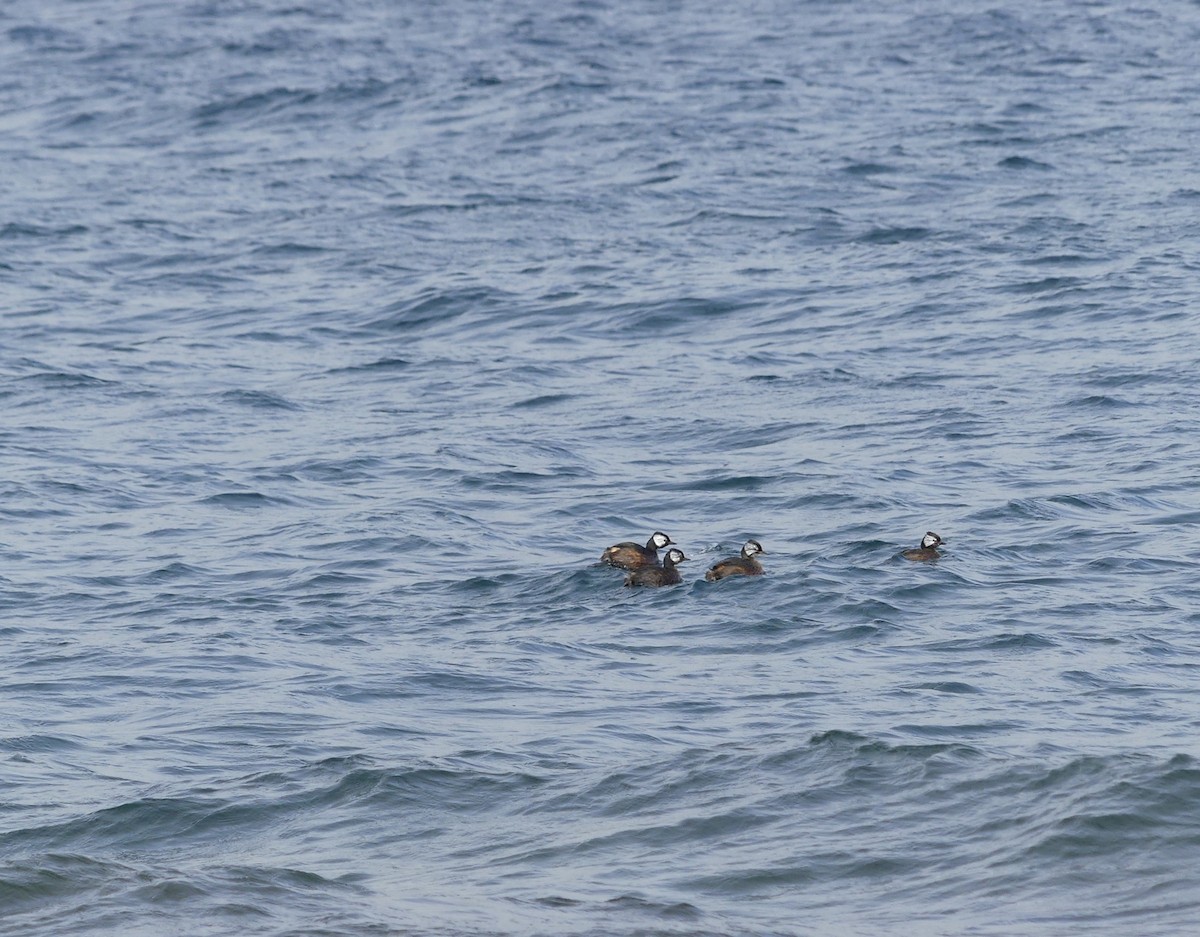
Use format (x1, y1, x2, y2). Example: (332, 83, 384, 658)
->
(901, 531, 944, 561)
(600, 531, 674, 571)
(705, 539, 766, 582)
(624, 548, 688, 588)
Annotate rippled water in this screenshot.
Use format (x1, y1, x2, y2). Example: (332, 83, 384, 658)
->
(5, 1, 1200, 934)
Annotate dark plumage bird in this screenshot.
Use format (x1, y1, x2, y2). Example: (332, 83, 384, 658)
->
(624, 548, 688, 588)
(600, 531, 674, 571)
(705, 539, 767, 582)
(901, 531, 944, 561)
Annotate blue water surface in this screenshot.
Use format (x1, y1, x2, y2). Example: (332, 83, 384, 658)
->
(4, 1, 1200, 935)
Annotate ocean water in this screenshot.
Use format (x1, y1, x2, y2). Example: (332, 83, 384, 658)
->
(4, 0, 1200, 934)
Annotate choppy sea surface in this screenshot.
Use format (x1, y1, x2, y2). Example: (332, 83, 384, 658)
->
(5, 1, 1200, 934)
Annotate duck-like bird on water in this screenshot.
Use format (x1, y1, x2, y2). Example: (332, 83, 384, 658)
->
(705, 539, 767, 582)
(600, 531, 674, 571)
(624, 548, 688, 588)
(901, 531, 944, 561)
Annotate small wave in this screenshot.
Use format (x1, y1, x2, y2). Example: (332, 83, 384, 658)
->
(461, 469, 577, 491)
(901, 681, 983, 694)
(999, 275, 1083, 294)
(683, 474, 772, 492)
(197, 492, 285, 507)
(7, 25, 82, 49)
(1023, 252, 1103, 267)
(855, 225, 932, 244)
(1004, 753, 1200, 866)
(968, 498, 1067, 522)
(1063, 393, 1137, 409)
(0, 734, 85, 754)
(214, 389, 301, 411)
(999, 155, 1054, 170)
(140, 562, 211, 584)
(325, 357, 411, 375)
(0, 854, 137, 917)
(17, 370, 116, 390)
(511, 393, 576, 409)
(192, 87, 317, 127)
(284, 456, 387, 483)
(923, 632, 1058, 652)
(842, 162, 898, 176)
(367, 285, 514, 335)
(1148, 509, 1200, 526)
(0, 222, 89, 240)
(248, 242, 330, 258)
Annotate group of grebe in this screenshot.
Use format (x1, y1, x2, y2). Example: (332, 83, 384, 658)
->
(598, 530, 943, 588)
(599, 531, 767, 588)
